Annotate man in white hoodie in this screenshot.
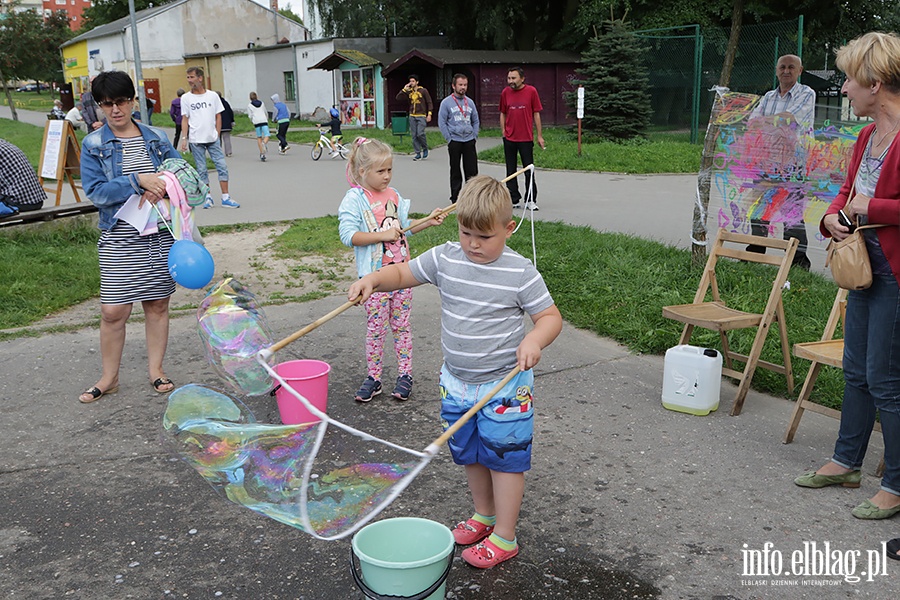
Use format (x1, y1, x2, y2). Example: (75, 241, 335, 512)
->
(247, 92, 270, 162)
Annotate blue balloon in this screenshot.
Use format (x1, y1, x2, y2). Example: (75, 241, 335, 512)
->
(168, 240, 215, 289)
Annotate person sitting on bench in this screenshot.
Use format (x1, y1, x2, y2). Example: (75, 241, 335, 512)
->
(0, 138, 46, 213)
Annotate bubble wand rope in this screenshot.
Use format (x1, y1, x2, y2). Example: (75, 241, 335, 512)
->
(255, 353, 520, 540)
(152, 202, 178, 239)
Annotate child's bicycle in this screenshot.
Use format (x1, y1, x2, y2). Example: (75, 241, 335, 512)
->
(312, 128, 349, 160)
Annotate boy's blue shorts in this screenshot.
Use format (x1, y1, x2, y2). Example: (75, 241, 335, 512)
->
(255, 124, 270, 138)
(439, 366, 534, 473)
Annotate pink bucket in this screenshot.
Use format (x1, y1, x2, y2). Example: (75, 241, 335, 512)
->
(274, 360, 330, 425)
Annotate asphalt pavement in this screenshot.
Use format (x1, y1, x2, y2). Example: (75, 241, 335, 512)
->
(0, 107, 894, 599)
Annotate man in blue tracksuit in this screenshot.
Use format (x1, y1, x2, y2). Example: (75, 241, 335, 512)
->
(438, 73, 480, 203)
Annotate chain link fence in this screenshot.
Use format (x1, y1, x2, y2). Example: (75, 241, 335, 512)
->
(633, 18, 803, 142)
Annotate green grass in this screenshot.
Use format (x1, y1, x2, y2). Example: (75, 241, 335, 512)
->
(268, 215, 348, 257)
(284, 126, 447, 154)
(231, 113, 319, 135)
(280, 124, 701, 173)
(1, 90, 57, 112)
(0, 220, 100, 329)
(0, 117, 87, 171)
(478, 128, 701, 174)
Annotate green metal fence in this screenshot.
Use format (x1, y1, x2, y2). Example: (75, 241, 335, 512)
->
(633, 17, 803, 143)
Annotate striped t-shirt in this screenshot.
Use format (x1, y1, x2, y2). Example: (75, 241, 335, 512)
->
(409, 242, 555, 383)
(118, 136, 155, 175)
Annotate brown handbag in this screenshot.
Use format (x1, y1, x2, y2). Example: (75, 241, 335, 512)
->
(825, 181, 885, 290)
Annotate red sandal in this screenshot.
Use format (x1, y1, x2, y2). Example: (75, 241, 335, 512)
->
(461, 538, 518, 568)
(451, 519, 494, 546)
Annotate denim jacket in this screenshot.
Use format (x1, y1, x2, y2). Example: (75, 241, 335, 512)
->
(338, 187, 412, 278)
(81, 121, 180, 230)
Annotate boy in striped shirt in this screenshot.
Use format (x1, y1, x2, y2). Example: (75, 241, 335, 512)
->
(348, 175, 562, 568)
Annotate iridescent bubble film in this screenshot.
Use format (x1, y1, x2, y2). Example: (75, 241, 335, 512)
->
(163, 385, 417, 538)
(197, 278, 275, 396)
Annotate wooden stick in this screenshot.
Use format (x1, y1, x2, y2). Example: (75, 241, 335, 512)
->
(402, 165, 534, 233)
(429, 366, 520, 450)
(268, 299, 360, 353)
(501, 164, 534, 183)
(402, 203, 458, 233)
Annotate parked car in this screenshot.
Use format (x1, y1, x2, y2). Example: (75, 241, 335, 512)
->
(16, 83, 48, 92)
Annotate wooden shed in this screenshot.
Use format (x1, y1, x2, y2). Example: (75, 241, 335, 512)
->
(381, 49, 581, 128)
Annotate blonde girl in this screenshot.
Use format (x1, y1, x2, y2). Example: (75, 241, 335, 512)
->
(337, 138, 444, 402)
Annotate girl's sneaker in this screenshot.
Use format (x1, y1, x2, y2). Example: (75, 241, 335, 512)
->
(451, 519, 494, 546)
(354, 376, 382, 402)
(391, 374, 413, 401)
(461, 538, 518, 569)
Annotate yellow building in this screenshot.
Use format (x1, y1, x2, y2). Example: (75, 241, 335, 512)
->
(62, 40, 90, 96)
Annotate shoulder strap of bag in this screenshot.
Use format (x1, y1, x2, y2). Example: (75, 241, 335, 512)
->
(844, 177, 887, 231)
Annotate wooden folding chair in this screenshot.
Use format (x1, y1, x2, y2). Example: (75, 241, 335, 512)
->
(783, 287, 885, 475)
(662, 229, 798, 416)
(783, 288, 854, 443)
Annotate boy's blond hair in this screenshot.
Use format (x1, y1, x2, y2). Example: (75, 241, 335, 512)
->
(347, 137, 393, 188)
(456, 175, 513, 232)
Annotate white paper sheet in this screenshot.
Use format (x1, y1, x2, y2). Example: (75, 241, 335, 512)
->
(113, 194, 153, 233)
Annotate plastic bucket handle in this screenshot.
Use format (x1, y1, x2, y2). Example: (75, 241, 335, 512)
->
(349, 546, 453, 600)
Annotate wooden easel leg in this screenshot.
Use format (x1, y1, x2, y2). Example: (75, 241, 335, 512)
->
(66, 172, 82, 203)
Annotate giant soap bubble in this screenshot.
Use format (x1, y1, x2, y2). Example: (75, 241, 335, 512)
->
(198, 278, 275, 395)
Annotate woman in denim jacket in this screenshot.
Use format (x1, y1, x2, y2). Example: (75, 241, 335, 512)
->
(78, 71, 181, 404)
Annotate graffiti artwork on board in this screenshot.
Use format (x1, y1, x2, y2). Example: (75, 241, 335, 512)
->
(706, 92, 866, 259)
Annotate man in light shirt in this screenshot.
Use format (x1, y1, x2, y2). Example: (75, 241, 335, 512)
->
(747, 54, 816, 270)
(180, 66, 239, 208)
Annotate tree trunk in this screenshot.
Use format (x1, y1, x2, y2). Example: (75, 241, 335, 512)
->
(719, 0, 744, 87)
(691, 0, 744, 266)
(0, 64, 19, 122)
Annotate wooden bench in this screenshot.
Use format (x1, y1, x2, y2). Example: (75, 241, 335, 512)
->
(0, 202, 97, 228)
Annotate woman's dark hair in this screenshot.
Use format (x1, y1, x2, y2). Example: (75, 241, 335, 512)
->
(91, 71, 135, 103)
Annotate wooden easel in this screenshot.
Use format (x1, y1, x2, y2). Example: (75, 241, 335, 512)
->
(38, 120, 83, 206)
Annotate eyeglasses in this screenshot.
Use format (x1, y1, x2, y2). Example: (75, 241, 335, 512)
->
(98, 98, 134, 108)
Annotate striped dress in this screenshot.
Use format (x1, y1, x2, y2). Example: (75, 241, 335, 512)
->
(98, 136, 176, 305)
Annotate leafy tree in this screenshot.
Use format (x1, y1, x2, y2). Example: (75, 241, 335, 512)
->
(33, 11, 74, 85)
(79, 0, 174, 31)
(0, 7, 43, 82)
(0, 7, 73, 119)
(566, 20, 651, 141)
(278, 6, 303, 25)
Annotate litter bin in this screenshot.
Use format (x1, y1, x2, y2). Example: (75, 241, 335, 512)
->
(391, 111, 409, 141)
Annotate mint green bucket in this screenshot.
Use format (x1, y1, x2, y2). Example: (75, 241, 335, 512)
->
(351, 517, 455, 600)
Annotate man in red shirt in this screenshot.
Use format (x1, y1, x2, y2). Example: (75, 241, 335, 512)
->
(500, 67, 545, 210)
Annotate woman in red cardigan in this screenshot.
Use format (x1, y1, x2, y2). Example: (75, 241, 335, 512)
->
(793, 32, 900, 520)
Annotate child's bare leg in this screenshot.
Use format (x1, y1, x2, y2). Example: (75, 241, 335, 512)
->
(466, 464, 495, 516)
(490, 471, 524, 541)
